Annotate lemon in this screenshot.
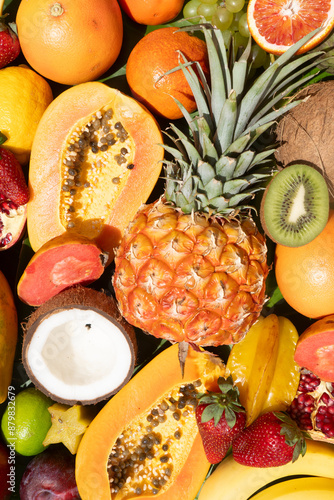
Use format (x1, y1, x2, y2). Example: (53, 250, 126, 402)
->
(0, 65, 53, 165)
(1, 387, 53, 456)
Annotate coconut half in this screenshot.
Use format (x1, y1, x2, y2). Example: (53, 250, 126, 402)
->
(22, 286, 137, 405)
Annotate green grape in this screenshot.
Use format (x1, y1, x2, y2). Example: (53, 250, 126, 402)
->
(229, 9, 245, 32)
(221, 30, 232, 47)
(250, 43, 268, 69)
(225, 0, 245, 13)
(211, 6, 233, 30)
(200, 0, 218, 5)
(197, 2, 218, 20)
(238, 12, 250, 37)
(183, 0, 202, 21)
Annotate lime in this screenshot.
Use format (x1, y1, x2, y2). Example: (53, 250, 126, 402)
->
(1, 387, 53, 456)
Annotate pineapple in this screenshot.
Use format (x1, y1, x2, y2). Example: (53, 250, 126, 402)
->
(113, 26, 322, 348)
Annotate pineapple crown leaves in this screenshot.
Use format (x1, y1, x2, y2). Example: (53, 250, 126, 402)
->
(274, 411, 308, 463)
(197, 375, 245, 428)
(162, 25, 324, 215)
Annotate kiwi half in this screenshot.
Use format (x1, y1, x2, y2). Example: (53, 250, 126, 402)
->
(260, 164, 329, 247)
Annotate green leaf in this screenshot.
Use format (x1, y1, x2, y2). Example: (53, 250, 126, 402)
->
(201, 404, 224, 426)
(0, 131, 7, 145)
(266, 286, 284, 309)
(215, 90, 237, 156)
(202, 26, 230, 123)
(233, 150, 255, 177)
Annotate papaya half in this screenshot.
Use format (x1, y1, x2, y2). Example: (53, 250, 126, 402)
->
(75, 343, 226, 499)
(0, 270, 18, 404)
(27, 82, 163, 262)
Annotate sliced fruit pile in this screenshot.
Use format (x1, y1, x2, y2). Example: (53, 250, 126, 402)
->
(2, 0, 334, 499)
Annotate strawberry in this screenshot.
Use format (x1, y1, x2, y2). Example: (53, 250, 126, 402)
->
(0, 134, 29, 206)
(0, 15, 20, 69)
(195, 375, 246, 464)
(232, 411, 307, 467)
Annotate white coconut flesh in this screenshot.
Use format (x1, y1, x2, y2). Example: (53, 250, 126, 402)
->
(25, 307, 135, 404)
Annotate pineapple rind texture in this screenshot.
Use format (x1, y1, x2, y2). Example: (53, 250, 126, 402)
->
(113, 199, 269, 346)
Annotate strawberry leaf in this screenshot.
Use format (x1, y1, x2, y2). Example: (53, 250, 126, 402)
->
(217, 375, 234, 394)
(274, 411, 307, 462)
(198, 375, 245, 428)
(224, 406, 237, 428)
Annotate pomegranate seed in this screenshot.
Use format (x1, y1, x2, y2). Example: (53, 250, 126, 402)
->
(297, 393, 314, 408)
(321, 393, 331, 404)
(0, 200, 18, 215)
(299, 371, 321, 392)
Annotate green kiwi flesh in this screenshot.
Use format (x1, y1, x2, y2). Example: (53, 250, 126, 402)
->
(260, 164, 329, 247)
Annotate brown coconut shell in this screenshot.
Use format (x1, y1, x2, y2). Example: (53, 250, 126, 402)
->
(22, 286, 137, 405)
(275, 80, 334, 200)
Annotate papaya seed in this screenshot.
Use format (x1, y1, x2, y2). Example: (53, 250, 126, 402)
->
(107, 381, 202, 496)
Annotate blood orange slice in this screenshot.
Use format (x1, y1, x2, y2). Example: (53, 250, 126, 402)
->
(247, 0, 334, 55)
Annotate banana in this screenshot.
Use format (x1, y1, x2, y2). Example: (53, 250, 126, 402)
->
(251, 477, 334, 500)
(0, 270, 18, 403)
(197, 440, 334, 500)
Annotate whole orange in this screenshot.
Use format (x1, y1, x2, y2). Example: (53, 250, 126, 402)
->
(119, 0, 184, 25)
(16, 0, 123, 86)
(275, 209, 334, 319)
(126, 27, 209, 120)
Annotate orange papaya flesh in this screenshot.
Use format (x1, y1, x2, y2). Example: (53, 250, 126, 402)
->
(75, 344, 226, 500)
(27, 82, 163, 262)
(294, 315, 334, 382)
(17, 232, 107, 306)
(0, 270, 18, 404)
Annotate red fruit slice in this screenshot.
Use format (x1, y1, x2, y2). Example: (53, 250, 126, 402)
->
(294, 315, 334, 382)
(17, 233, 108, 306)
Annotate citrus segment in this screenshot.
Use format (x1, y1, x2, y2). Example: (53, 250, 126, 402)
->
(247, 0, 334, 54)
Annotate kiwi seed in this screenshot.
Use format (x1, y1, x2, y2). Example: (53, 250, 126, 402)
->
(260, 163, 329, 247)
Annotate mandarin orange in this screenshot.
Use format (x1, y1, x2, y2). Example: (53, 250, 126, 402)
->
(119, 0, 184, 25)
(16, 0, 123, 85)
(126, 27, 209, 120)
(275, 209, 334, 318)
